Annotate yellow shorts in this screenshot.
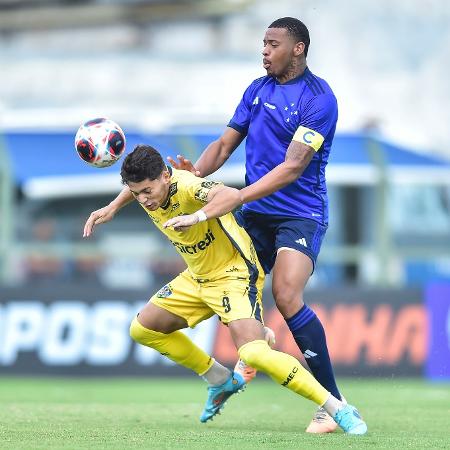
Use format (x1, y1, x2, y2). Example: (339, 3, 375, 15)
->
(151, 260, 264, 328)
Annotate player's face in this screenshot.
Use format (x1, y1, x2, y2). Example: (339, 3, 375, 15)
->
(127, 171, 171, 211)
(262, 27, 302, 80)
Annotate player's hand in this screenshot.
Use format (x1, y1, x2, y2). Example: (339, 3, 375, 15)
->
(83, 205, 116, 237)
(163, 214, 199, 231)
(167, 155, 201, 177)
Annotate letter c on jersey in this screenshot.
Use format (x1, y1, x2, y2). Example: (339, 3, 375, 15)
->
(302, 131, 315, 144)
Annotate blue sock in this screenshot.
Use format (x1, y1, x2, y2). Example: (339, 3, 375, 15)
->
(285, 304, 341, 400)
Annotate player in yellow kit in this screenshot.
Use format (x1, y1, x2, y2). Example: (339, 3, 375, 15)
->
(83, 144, 367, 433)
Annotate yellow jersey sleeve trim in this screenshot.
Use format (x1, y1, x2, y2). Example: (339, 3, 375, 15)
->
(292, 126, 324, 151)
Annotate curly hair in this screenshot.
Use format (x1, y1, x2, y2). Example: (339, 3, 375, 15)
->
(269, 17, 310, 57)
(120, 144, 166, 184)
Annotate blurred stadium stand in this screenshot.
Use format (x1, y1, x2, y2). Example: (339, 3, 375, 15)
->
(1, 129, 450, 288)
(0, 0, 449, 152)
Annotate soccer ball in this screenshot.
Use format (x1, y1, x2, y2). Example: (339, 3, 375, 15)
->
(75, 117, 126, 168)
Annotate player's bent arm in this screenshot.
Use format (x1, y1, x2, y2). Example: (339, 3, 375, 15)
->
(240, 141, 315, 203)
(201, 185, 242, 218)
(194, 127, 245, 177)
(83, 186, 134, 237)
(164, 142, 317, 231)
(162, 185, 241, 230)
(175, 141, 316, 222)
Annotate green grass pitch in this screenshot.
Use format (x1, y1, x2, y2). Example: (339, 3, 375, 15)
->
(0, 377, 449, 449)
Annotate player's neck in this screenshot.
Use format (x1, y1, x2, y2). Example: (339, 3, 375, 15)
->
(277, 59, 307, 84)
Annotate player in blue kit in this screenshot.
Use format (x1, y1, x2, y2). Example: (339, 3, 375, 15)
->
(168, 17, 347, 433)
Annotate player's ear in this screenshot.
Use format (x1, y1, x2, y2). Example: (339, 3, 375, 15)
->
(294, 41, 305, 57)
(162, 169, 171, 182)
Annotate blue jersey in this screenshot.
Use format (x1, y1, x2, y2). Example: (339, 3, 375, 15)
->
(228, 67, 338, 225)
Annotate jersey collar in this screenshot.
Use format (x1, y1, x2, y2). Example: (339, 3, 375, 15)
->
(160, 165, 175, 210)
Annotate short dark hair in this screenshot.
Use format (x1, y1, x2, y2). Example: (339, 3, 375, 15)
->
(121, 144, 166, 184)
(269, 17, 310, 57)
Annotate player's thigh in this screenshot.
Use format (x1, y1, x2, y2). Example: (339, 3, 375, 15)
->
(272, 249, 312, 303)
(149, 270, 215, 328)
(274, 217, 327, 274)
(137, 302, 187, 333)
(272, 218, 327, 314)
(202, 267, 264, 326)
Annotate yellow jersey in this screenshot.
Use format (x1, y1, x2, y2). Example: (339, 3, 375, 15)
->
(141, 168, 260, 280)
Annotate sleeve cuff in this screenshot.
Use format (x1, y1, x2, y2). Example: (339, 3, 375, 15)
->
(227, 121, 248, 135)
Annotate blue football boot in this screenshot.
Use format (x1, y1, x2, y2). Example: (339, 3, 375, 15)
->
(200, 372, 246, 423)
(333, 404, 368, 435)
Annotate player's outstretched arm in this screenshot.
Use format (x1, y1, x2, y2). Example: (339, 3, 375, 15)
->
(240, 141, 315, 204)
(167, 127, 244, 177)
(163, 143, 316, 231)
(83, 186, 134, 237)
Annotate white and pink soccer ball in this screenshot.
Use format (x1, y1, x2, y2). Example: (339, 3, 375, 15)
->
(75, 117, 126, 168)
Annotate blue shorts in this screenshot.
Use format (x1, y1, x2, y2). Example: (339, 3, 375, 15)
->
(234, 209, 327, 274)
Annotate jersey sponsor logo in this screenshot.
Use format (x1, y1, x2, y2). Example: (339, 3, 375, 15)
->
(252, 96, 259, 105)
(156, 284, 173, 299)
(169, 182, 178, 196)
(194, 181, 221, 203)
(295, 237, 308, 247)
(263, 102, 276, 110)
(201, 181, 219, 189)
(171, 202, 180, 211)
(281, 366, 299, 386)
(170, 229, 215, 254)
(195, 189, 209, 203)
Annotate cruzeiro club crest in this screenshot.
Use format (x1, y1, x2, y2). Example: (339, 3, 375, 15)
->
(156, 284, 173, 298)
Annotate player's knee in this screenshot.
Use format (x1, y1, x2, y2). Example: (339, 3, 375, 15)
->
(238, 340, 270, 370)
(272, 286, 304, 314)
(273, 285, 301, 305)
(129, 317, 163, 347)
(129, 317, 145, 344)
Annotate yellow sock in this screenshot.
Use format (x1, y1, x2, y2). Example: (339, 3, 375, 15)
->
(130, 317, 214, 375)
(239, 340, 329, 405)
